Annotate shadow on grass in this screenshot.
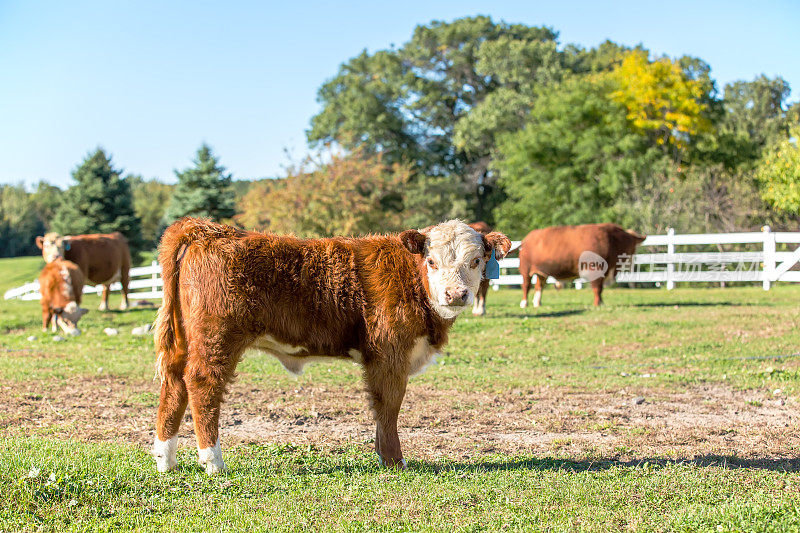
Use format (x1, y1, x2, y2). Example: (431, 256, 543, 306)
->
(406, 454, 800, 474)
(485, 309, 587, 319)
(630, 301, 755, 308)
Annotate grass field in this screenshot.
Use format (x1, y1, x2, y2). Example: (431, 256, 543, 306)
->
(2, 255, 800, 531)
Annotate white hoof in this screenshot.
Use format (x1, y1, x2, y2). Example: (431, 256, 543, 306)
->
(472, 306, 485, 316)
(153, 436, 178, 472)
(119, 301, 129, 311)
(377, 454, 407, 469)
(98, 302, 108, 311)
(198, 439, 226, 475)
(519, 300, 528, 309)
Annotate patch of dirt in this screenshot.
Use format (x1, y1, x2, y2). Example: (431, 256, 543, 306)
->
(3, 377, 799, 467)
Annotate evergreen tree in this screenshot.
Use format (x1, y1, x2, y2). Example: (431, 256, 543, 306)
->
(162, 144, 235, 225)
(52, 148, 143, 257)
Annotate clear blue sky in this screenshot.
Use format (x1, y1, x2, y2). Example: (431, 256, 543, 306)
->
(1, 0, 798, 188)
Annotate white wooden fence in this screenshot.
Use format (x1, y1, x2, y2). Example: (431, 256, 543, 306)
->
(5, 228, 800, 301)
(490, 226, 800, 291)
(3, 261, 163, 301)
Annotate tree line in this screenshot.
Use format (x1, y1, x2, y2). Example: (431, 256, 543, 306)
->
(1, 16, 798, 258)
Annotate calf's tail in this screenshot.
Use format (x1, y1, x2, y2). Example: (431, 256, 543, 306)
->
(154, 219, 195, 382)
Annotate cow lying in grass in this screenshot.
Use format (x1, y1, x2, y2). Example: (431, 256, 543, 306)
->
(35, 231, 132, 311)
(39, 258, 88, 336)
(152, 218, 511, 473)
(519, 223, 646, 308)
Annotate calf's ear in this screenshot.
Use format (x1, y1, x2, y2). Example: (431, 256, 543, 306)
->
(483, 232, 512, 260)
(35, 236, 44, 249)
(400, 230, 427, 255)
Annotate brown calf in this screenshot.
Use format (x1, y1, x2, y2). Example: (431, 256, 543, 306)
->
(36, 232, 132, 311)
(152, 218, 511, 474)
(39, 259, 88, 336)
(519, 223, 646, 308)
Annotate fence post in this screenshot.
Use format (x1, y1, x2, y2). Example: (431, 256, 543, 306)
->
(152, 260, 159, 296)
(763, 226, 775, 291)
(666, 228, 675, 290)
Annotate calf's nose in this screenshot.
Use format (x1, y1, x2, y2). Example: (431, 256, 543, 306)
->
(445, 287, 469, 305)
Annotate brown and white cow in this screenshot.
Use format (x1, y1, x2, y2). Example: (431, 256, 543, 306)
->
(152, 218, 511, 474)
(468, 221, 492, 316)
(519, 223, 646, 308)
(36, 232, 132, 311)
(39, 258, 88, 336)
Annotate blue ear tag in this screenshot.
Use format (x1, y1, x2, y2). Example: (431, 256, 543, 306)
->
(485, 250, 500, 280)
(64, 242, 71, 251)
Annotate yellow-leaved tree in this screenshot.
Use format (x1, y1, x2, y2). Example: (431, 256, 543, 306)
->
(608, 50, 711, 151)
(756, 127, 800, 215)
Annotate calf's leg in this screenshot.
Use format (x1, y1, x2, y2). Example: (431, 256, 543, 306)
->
(591, 277, 604, 306)
(98, 285, 110, 311)
(532, 274, 545, 308)
(183, 329, 247, 475)
(472, 279, 489, 316)
(365, 361, 408, 468)
(520, 271, 532, 309)
(153, 365, 188, 472)
(119, 269, 130, 310)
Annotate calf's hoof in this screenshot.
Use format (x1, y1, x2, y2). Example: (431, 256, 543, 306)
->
(378, 455, 407, 469)
(198, 440, 227, 475)
(519, 300, 528, 309)
(119, 302, 129, 311)
(98, 302, 108, 312)
(153, 436, 178, 473)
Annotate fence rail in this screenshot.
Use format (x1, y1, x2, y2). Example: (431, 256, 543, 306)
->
(5, 228, 800, 301)
(3, 261, 163, 301)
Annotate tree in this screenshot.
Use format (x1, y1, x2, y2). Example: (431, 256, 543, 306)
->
(162, 144, 235, 225)
(130, 176, 173, 248)
(0, 184, 46, 257)
(52, 148, 143, 256)
(235, 150, 410, 237)
(30, 181, 62, 227)
(720, 76, 792, 165)
(308, 16, 565, 220)
(493, 77, 662, 238)
(756, 127, 800, 215)
(607, 50, 712, 155)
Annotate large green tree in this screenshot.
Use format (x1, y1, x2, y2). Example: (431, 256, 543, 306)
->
(722, 76, 792, 155)
(162, 144, 236, 225)
(52, 149, 143, 255)
(493, 77, 663, 237)
(308, 16, 565, 221)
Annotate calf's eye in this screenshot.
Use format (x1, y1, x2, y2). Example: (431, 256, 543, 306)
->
(427, 258, 437, 269)
(471, 257, 481, 268)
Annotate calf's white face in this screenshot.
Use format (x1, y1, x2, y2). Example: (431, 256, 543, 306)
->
(38, 233, 66, 263)
(401, 220, 511, 320)
(423, 221, 486, 319)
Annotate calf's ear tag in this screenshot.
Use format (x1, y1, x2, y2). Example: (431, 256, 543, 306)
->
(64, 242, 71, 251)
(485, 250, 500, 280)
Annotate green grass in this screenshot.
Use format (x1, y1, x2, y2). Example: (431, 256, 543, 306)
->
(3, 255, 800, 530)
(4, 438, 800, 532)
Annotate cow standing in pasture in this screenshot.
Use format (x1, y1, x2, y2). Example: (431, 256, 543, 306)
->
(468, 221, 493, 316)
(152, 218, 511, 474)
(38, 258, 88, 336)
(519, 223, 646, 308)
(35, 232, 132, 311)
